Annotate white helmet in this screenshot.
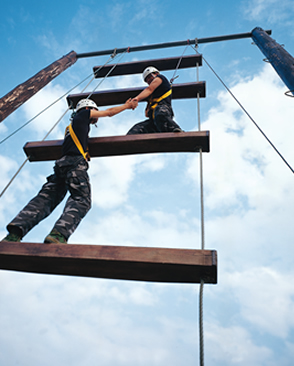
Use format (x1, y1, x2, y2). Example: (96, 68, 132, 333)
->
(76, 99, 99, 112)
(143, 66, 159, 82)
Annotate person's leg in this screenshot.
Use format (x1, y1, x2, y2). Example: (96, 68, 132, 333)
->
(5, 171, 67, 241)
(46, 159, 91, 243)
(154, 104, 183, 132)
(127, 119, 158, 135)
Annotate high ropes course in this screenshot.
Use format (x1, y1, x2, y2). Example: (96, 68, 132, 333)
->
(1, 27, 294, 365)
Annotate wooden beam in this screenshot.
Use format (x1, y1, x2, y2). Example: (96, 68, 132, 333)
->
(93, 54, 202, 78)
(0, 242, 217, 284)
(0, 51, 77, 123)
(67, 82, 206, 108)
(23, 131, 210, 162)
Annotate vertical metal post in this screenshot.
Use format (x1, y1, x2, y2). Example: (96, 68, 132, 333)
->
(251, 27, 294, 95)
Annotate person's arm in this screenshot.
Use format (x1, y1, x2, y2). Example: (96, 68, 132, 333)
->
(132, 77, 162, 103)
(90, 98, 137, 118)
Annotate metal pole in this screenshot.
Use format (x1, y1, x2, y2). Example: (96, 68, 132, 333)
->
(251, 27, 294, 96)
(76, 30, 272, 59)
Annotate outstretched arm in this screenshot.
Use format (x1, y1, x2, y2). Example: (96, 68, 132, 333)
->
(132, 77, 162, 103)
(90, 98, 138, 119)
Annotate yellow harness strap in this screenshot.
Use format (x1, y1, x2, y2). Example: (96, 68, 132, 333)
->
(150, 89, 172, 119)
(66, 123, 89, 161)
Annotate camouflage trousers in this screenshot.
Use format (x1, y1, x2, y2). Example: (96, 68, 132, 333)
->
(127, 103, 182, 134)
(7, 155, 91, 240)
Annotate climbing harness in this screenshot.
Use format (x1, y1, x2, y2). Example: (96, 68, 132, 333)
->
(149, 88, 172, 119)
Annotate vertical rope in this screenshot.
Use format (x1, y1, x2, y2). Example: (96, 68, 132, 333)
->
(195, 39, 205, 366)
(199, 280, 204, 366)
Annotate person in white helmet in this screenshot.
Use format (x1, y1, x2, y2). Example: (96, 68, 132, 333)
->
(2, 98, 137, 244)
(127, 66, 183, 134)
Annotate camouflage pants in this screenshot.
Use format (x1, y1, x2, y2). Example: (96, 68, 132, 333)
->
(7, 155, 91, 240)
(127, 103, 182, 134)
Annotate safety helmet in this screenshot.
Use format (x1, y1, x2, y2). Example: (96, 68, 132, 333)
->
(143, 66, 159, 82)
(76, 99, 99, 112)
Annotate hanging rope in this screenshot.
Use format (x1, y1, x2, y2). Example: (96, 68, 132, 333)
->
(194, 40, 205, 366)
(189, 44, 294, 175)
(170, 43, 189, 84)
(0, 49, 130, 199)
(87, 47, 130, 100)
(199, 280, 204, 366)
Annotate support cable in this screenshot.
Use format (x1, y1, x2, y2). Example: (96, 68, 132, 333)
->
(189, 45, 294, 175)
(170, 44, 189, 84)
(0, 50, 129, 199)
(194, 40, 205, 366)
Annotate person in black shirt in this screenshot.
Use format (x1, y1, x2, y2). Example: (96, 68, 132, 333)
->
(127, 66, 183, 134)
(2, 98, 137, 244)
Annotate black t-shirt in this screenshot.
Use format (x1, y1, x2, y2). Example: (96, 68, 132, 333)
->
(62, 109, 91, 157)
(151, 74, 172, 106)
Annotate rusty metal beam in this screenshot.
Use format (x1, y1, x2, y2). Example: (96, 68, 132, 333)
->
(76, 30, 272, 58)
(0, 242, 217, 284)
(23, 131, 210, 162)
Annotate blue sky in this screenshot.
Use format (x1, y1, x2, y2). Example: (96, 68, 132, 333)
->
(1, 1, 294, 365)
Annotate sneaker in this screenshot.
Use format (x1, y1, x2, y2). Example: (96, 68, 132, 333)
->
(44, 230, 67, 244)
(1, 233, 21, 242)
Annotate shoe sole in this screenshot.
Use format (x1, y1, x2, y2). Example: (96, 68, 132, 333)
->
(44, 236, 67, 244)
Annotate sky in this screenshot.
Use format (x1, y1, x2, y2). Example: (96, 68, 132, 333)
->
(1, 0, 294, 365)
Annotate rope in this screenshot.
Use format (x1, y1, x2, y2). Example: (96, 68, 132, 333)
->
(170, 44, 189, 84)
(199, 280, 204, 366)
(194, 42, 205, 366)
(87, 48, 130, 100)
(0, 49, 129, 199)
(189, 44, 294, 175)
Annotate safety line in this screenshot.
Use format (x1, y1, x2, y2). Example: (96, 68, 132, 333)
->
(87, 48, 130, 100)
(194, 44, 205, 366)
(170, 44, 189, 84)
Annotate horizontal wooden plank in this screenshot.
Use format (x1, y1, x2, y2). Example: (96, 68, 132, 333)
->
(93, 54, 202, 78)
(67, 82, 206, 108)
(23, 131, 210, 162)
(0, 242, 217, 284)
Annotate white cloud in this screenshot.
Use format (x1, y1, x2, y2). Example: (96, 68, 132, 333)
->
(187, 63, 294, 213)
(22, 83, 69, 140)
(225, 267, 294, 338)
(243, 0, 294, 23)
(206, 322, 273, 365)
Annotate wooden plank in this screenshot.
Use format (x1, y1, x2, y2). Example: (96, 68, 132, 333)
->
(67, 82, 206, 108)
(93, 54, 202, 78)
(0, 242, 217, 284)
(23, 131, 210, 162)
(0, 51, 77, 123)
